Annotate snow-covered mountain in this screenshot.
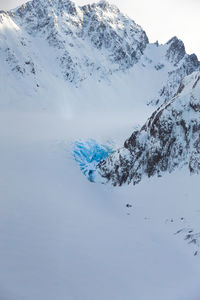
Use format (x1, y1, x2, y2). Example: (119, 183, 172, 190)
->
(97, 71, 200, 185)
(1, 0, 148, 86)
(0, 0, 199, 110)
(1, 0, 200, 185)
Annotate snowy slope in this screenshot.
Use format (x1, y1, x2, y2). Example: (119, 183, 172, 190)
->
(0, 0, 199, 113)
(1, 111, 200, 300)
(97, 71, 200, 185)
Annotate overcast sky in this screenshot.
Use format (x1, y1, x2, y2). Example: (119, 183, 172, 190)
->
(1, 0, 199, 58)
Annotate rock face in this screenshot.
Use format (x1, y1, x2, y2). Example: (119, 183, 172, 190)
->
(153, 37, 200, 106)
(8, 0, 149, 83)
(80, 1, 148, 68)
(0, 0, 199, 93)
(97, 72, 200, 185)
(166, 37, 186, 64)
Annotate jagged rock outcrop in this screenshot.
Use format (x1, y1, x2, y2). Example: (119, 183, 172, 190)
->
(97, 71, 200, 185)
(149, 37, 200, 106)
(7, 0, 149, 83)
(0, 0, 199, 102)
(166, 36, 186, 64)
(80, 1, 148, 68)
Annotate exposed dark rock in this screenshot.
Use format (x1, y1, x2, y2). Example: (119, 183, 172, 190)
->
(166, 36, 186, 65)
(98, 72, 200, 185)
(2, 0, 200, 93)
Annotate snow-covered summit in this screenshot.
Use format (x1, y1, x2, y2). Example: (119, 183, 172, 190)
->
(8, 0, 148, 81)
(166, 36, 186, 64)
(0, 0, 199, 107)
(151, 36, 200, 105)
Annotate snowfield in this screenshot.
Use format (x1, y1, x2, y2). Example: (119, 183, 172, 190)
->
(1, 108, 200, 300)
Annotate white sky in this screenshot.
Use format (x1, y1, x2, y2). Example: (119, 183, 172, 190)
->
(1, 0, 199, 58)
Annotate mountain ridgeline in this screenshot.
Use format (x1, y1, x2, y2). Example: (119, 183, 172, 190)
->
(1, 0, 200, 185)
(0, 0, 199, 103)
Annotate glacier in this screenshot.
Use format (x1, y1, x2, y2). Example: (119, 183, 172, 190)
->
(73, 139, 113, 182)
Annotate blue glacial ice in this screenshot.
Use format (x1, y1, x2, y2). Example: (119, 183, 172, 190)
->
(73, 139, 113, 182)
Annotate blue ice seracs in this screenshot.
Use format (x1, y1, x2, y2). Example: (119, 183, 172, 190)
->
(73, 139, 113, 182)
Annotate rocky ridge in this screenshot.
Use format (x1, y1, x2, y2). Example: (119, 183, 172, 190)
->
(7, 0, 149, 83)
(0, 0, 199, 96)
(97, 71, 200, 185)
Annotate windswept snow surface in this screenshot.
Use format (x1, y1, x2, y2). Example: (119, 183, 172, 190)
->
(1, 108, 200, 300)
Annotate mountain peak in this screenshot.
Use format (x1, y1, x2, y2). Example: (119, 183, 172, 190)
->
(1, 0, 199, 100)
(166, 36, 185, 64)
(81, 0, 120, 14)
(11, 0, 79, 16)
(95, 0, 118, 11)
(8, 0, 149, 81)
